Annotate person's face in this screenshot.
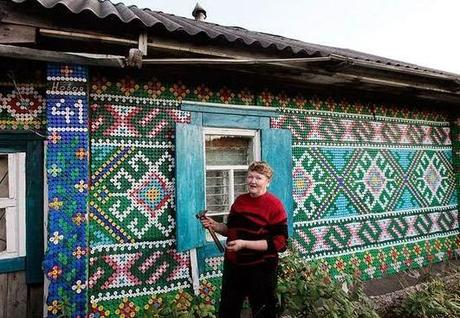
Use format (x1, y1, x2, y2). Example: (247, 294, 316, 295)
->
(247, 170, 270, 197)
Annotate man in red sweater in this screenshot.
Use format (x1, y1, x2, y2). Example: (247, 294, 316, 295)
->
(201, 161, 288, 318)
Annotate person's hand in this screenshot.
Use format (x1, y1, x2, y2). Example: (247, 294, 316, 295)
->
(226, 240, 246, 252)
(200, 216, 217, 230)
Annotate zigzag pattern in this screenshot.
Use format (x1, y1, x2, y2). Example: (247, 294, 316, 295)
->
(90, 96, 189, 141)
(274, 109, 451, 147)
(89, 241, 190, 302)
(293, 207, 458, 257)
(89, 100, 188, 244)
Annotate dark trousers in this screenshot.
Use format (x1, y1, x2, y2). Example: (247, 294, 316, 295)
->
(218, 260, 278, 318)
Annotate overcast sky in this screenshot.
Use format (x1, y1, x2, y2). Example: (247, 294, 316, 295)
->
(120, 0, 460, 75)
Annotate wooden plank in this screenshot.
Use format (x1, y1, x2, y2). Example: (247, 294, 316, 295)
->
(27, 284, 43, 318)
(0, 257, 25, 273)
(0, 273, 7, 318)
(182, 102, 278, 117)
(6, 271, 27, 318)
(261, 128, 294, 235)
(202, 113, 262, 129)
(25, 141, 43, 284)
(175, 124, 206, 252)
(0, 44, 124, 68)
(0, 24, 36, 44)
(16, 153, 26, 258)
(0, 199, 15, 209)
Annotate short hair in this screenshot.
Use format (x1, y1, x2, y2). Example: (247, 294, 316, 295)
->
(248, 161, 273, 180)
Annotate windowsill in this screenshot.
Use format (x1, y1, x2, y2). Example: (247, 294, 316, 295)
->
(0, 256, 26, 273)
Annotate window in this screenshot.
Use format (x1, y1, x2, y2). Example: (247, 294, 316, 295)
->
(0, 136, 43, 283)
(175, 102, 293, 255)
(204, 128, 260, 240)
(0, 153, 26, 260)
(175, 102, 293, 293)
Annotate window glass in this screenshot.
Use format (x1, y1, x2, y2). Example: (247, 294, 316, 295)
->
(0, 155, 8, 197)
(205, 170, 230, 223)
(205, 135, 253, 165)
(204, 133, 256, 240)
(0, 155, 8, 253)
(234, 170, 247, 197)
(0, 153, 26, 260)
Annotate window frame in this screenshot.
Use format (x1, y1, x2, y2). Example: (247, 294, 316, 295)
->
(203, 127, 260, 240)
(0, 133, 44, 283)
(0, 152, 27, 260)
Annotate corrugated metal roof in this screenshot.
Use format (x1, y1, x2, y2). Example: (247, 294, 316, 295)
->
(9, 0, 458, 77)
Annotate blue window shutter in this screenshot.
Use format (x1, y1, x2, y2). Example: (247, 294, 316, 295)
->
(175, 123, 206, 252)
(261, 128, 294, 235)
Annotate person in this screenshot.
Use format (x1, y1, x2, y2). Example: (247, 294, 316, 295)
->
(200, 161, 288, 318)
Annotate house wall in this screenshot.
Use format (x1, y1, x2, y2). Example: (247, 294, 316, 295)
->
(88, 75, 191, 317)
(85, 68, 460, 316)
(276, 108, 457, 279)
(451, 118, 460, 201)
(4, 62, 456, 318)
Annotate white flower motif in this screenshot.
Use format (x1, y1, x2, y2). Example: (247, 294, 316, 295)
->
(74, 180, 88, 193)
(71, 280, 86, 294)
(49, 231, 64, 245)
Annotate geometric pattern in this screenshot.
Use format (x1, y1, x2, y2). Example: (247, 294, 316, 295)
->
(451, 116, 460, 207)
(89, 93, 188, 244)
(89, 74, 193, 315)
(2, 63, 456, 317)
(293, 206, 458, 257)
(0, 63, 46, 130)
(273, 108, 451, 147)
(450, 116, 460, 264)
(90, 93, 189, 238)
(198, 256, 225, 282)
(293, 147, 456, 221)
(278, 108, 459, 277)
(90, 147, 175, 243)
(88, 241, 190, 303)
(1, 85, 44, 121)
(316, 235, 459, 280)
(43, 64, 89, 318)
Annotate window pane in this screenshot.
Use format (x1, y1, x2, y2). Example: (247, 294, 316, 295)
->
(0, 155, 8, 197)
(205, 135, 253, 165)
(205, 133, 255, 243)
(0, 208, 5, 252)
(206, 170, 229, 216)
(234, 170, 247, 197)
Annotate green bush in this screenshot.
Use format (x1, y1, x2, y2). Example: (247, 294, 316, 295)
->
(276, 245, 380, 318)
(396, 279, 460, 318)
(142, 290, 217, 318)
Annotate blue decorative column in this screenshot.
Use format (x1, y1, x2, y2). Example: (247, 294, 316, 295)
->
(43, 64, 89, 318)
